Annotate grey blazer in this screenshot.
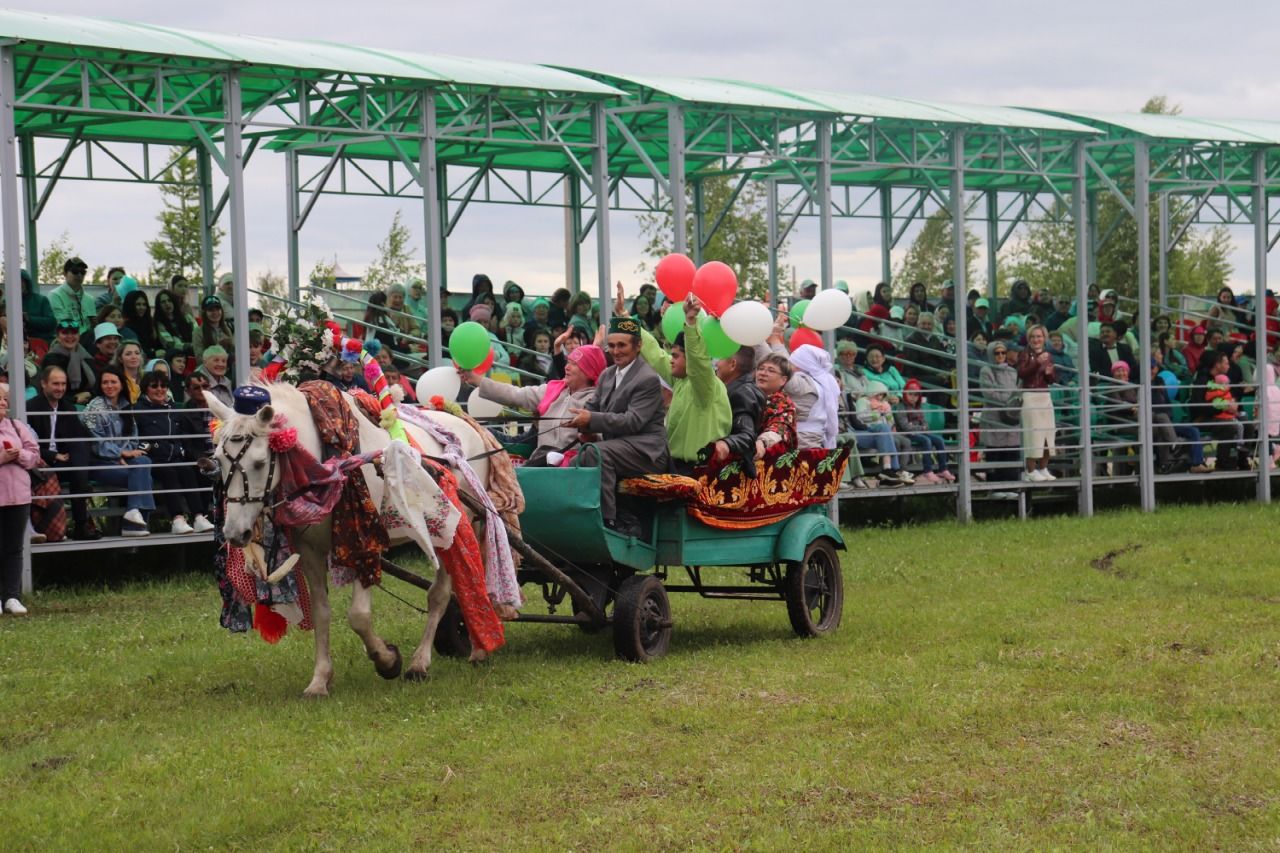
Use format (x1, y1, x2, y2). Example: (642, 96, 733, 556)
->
(586, 358, 671, 460)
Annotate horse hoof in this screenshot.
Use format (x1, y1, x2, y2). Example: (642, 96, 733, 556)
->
(302, 686, 330, 699)
(374, 643, 402, 680)
(403, 668, 429, 682)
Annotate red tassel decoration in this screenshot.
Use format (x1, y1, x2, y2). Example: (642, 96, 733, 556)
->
(253, 603, 289, 645)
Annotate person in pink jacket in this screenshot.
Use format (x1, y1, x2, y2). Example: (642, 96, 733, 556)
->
(0, 382, 41, 615)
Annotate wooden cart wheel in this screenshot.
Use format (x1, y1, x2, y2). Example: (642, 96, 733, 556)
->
(612, 575, 672, 662)
(433, 598, 472, 658)
(784, 538, 843, 638)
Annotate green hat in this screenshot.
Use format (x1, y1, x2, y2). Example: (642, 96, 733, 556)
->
(608, 316, 642, 338)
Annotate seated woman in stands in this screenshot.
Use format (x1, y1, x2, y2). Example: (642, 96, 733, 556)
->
(133, 370, 214, 534)
(1189, 350, 1246, 470)
(751, 354, 797, 461)
(855, 381, 911, 486)
(894, 378, 953, 484)
(114, 341, 146, 404)
(862, 344, 905, 403)
(462, 343, 605, 466)
(80, 365, 154, 537)
(1157, 331, 1191, 385)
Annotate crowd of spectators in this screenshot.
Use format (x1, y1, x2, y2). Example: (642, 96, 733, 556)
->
(5, 256, 1280, 584)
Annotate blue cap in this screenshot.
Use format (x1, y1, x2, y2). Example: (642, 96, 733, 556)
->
(233, 385, 271, 415)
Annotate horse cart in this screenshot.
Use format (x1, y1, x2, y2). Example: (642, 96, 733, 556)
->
(435, 451, 848, 663)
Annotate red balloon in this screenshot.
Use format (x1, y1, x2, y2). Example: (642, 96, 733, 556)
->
(691, 261, 738, 317)
(453, 347, 496, 375)
(788, 327, 824, 353)
(655, 253, 696, 302)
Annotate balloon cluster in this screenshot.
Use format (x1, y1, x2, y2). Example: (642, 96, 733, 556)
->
(654, 252, 853, 355)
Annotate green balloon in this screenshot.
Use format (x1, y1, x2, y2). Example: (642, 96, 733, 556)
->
(698, 315, 740, 360)
(449, 321, 491, 369)
(661, 304, 685, 343)
(790, 299, 810, 328)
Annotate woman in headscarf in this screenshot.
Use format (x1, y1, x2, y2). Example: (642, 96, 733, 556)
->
(468, 303, 512, 367)
(1182, 325, 1208, 375)
(461, 344, 605, 465)
(462, 273, 494, 317)
(785, 344, 841, 450)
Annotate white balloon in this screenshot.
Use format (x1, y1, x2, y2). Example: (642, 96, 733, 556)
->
(415, 365, 461, 403)
(804, 289, 853, 332)
(467, 392, 504, 419)
(718, 301, 774, 346)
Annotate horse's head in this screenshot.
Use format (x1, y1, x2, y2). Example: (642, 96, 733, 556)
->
(206, 392, 279, 548)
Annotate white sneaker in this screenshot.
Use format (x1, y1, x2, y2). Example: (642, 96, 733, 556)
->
(1039, 469, 1057, 481)
(122, 524, 150, 537)
(4, 598, 28, 616)
(1022, 471, 1039, 482)
(991, 491, 1018, 500)
(123, 508, 146, 526)
(192, 515, 215, 533)
(171, 516, 194, 535)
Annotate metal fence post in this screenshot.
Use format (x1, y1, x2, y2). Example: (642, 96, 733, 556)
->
(1254, 148, 1272, 503)
(951, 129, 972, 522)
(1074, 141, 1094, 516)
(420, 89, 443, 368)
(668, 105, 687, 257)
(1134, 141, 1156, 512)
(592, 102, 612, 320)
(284, 149, 300, 302)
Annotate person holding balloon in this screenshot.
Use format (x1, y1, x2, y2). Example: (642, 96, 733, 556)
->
(460, 342, 605, 466)
(626, 284, 731, 476)
(95, 266, 127, 311)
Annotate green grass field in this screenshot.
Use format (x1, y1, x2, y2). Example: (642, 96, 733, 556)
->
(3, 503, 1280, 849)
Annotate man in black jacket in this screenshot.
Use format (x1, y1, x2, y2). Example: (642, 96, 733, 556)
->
(26, 365, 100, 540)
(1087, 323, 1138, 378)
(712, 346, 765, 473)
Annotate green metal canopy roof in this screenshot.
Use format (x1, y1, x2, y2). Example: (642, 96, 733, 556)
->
(0, 9, 622, 95)
(1040, 109, 1280, 145)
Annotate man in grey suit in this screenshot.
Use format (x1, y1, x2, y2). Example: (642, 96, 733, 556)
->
(565, 316, 671, 535)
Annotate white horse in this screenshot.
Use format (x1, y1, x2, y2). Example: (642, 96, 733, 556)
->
(205, 383, 492, 697)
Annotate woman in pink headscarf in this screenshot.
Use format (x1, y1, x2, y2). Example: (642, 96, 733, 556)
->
(460, 344, 606, 465)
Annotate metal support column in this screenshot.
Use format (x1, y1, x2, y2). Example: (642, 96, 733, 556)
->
(437, 163, 449, 297)
(668, 105, 687, 257)
(691, 178, 704, 265)
(879, 187, 893, 284)
(1157, 192, 1170, 311)
(592, 102, 612, 320)
(1134, 141, 1156, 512)
(1086, 191, 1099, 284)
(419, 89, 444, 368)
(985, 190, 999, 299)
(1253, 148, 1271, 503)
(284, 150, 300, 301)
(224, 70, 251, 385)
(196, 147, 216, 294)
(18, 134, 36, 283)
(817, 121, 834, 291)
(766, 178, 779, 304)
(1073, 141, 1094, 516)
(951, 130, 972, 522)
(1, 46, 31, 594)
(563, 178, 581, 293)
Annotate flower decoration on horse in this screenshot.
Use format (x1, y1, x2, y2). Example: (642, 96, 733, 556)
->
(266, 295, 340, 384)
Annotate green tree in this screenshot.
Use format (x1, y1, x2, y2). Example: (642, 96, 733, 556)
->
(637, 174, 782, 300)
(893, 208, 980, 290)
(1004, 97, 1233, 302)
(309, 256, 337, 291)
(362, 211, 423, 292)
(89, 265, 107, 285)
(145, 148, 221, 286)
(38, 231, 76, 286)
(255, 269, 288, 320)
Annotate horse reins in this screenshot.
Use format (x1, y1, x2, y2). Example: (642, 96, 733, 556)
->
(218, 433, 279, 508)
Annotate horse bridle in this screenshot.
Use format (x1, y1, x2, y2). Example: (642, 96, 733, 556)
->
(218, 432, 278, 508)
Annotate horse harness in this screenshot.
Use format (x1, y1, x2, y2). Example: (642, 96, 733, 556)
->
(218, 432, 279, 508)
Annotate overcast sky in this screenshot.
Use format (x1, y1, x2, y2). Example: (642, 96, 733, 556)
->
(21, 0, 1279, 297)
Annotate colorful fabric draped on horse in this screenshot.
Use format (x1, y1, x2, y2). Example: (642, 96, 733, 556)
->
(298, 381, 389, 587)
(621, 447, 850, 530)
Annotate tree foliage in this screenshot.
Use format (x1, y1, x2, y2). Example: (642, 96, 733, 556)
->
(309, 256, 337, 291)
(255, 269, 288, 319)
(145, 149, 221, 286)
(1006, 96, 1233, 301)
(362, 211, 423, 292)
(637, 174, 782, 300)
(892, 208, 980, 290)
(38, 231, 77, 286)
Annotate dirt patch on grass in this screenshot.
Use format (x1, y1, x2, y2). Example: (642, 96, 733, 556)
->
(1091, 544, 1143, 577)
(1167, 642, 1212, 656)
(30, 755, 71, 772)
